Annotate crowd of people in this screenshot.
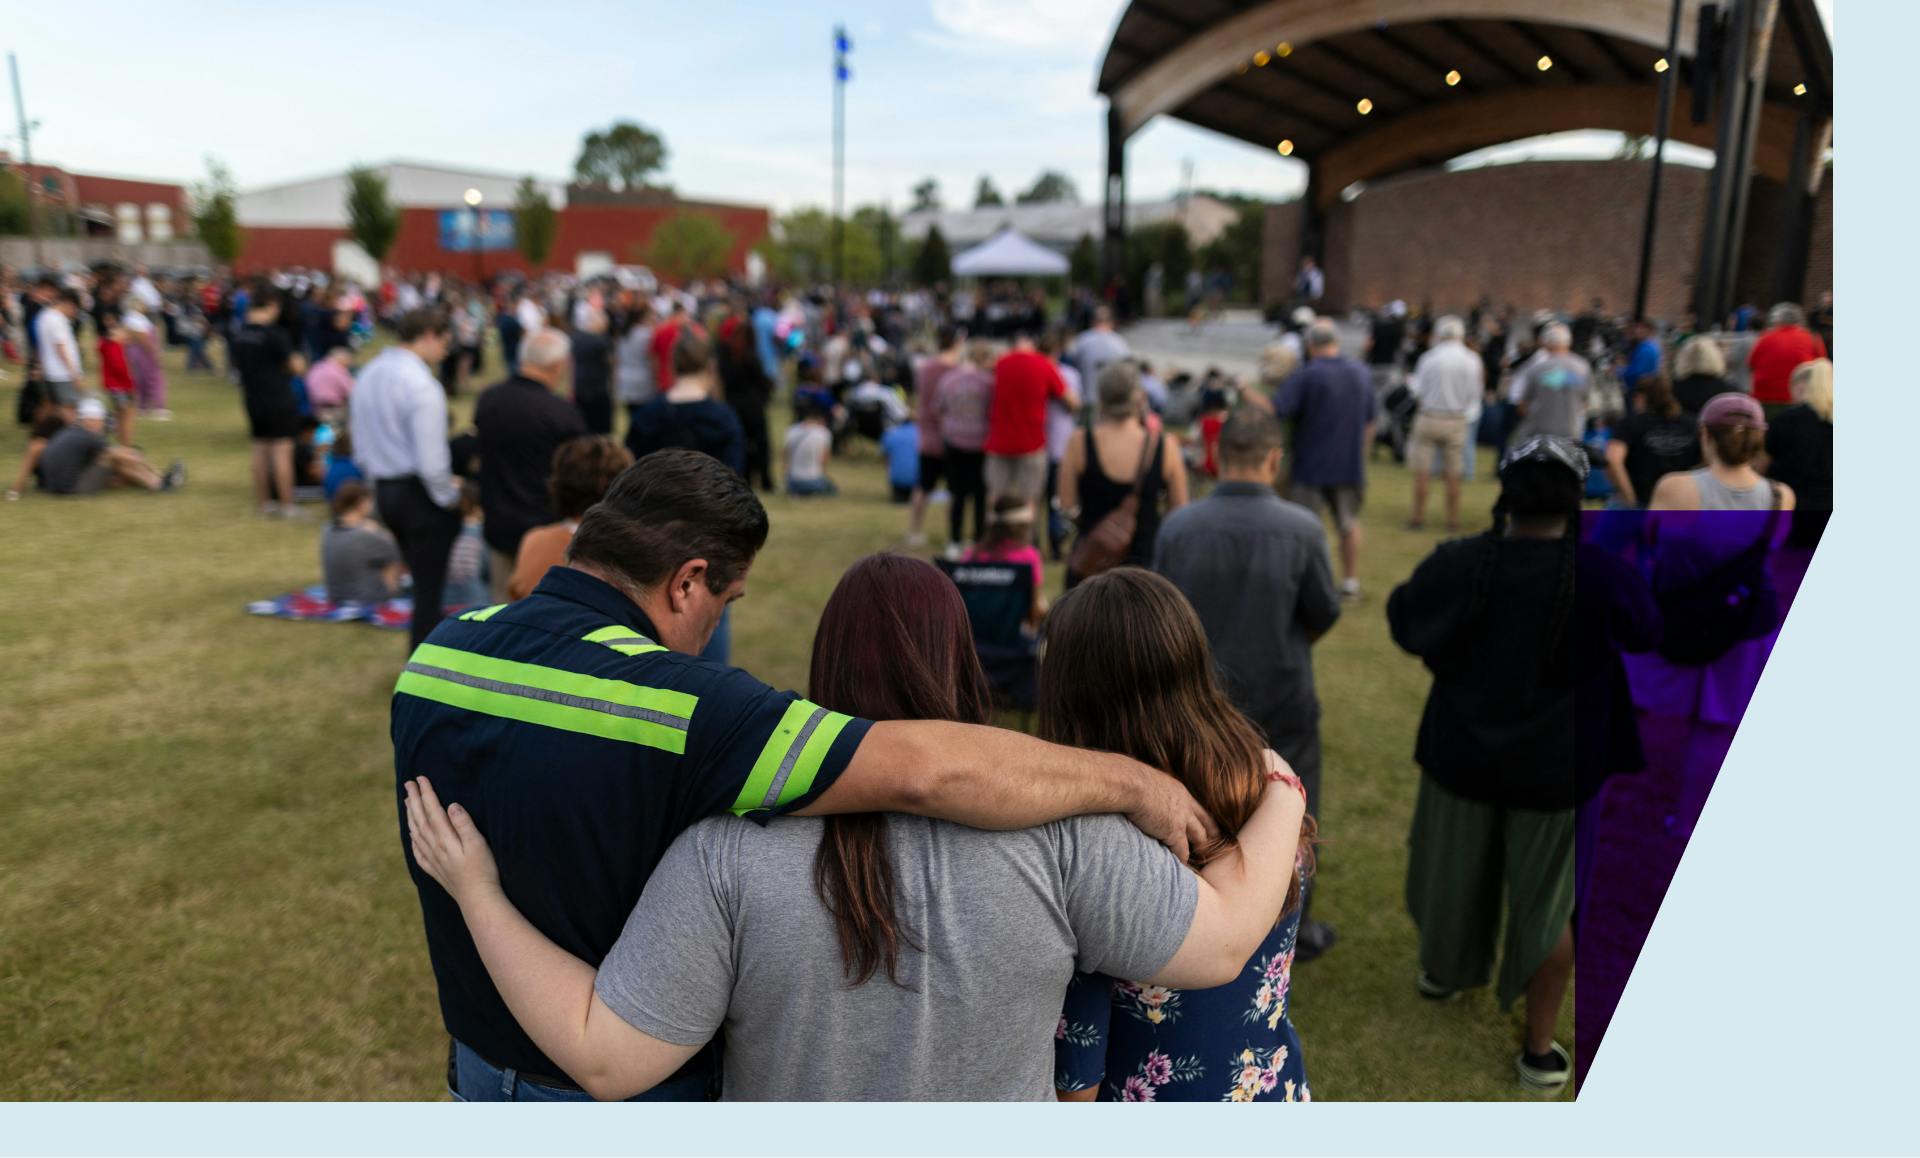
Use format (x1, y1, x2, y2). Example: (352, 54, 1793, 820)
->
(5, 249, 1834, 1101)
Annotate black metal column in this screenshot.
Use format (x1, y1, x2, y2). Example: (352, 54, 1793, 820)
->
(1301, 164, 1325, 265)
(1101, 103, 1127, 293)
(1633, 0, 1686, 322)
(1769, 111, 1820, 305)
(1693, 0, 1765, 326)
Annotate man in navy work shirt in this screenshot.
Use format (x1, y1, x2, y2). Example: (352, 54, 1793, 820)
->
(1273, 319, 1378, 603)
(392, 449, 1215, 1101)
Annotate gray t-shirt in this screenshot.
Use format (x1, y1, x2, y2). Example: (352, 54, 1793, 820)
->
(595, 812, 1197, 1101)
(39, 425, 107, 493)
(321, 522, 400, 605)
(1511, 352, 1593, 441)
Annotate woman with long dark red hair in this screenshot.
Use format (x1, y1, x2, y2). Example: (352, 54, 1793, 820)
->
(401, 553, 1306, 1100)
(1046, 567, 1319, 1103)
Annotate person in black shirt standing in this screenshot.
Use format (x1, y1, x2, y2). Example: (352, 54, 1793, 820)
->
(474, 327, 587, 601)
(569, 307, 615, 435)
(230, 283, 308, 517)
(1603, 375, 1702, 509)
(1387, 436, 1601, 1094)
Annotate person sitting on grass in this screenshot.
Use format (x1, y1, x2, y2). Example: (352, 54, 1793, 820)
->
(6, 397, 183, 500)
(323, 428, 364, 502)
(961, 496, 1047, 628)
(400, 551, 1307, 1100)
(506, 435, 634, 601)
(784, 401, 837, 498)
(320, 480, 405, 606)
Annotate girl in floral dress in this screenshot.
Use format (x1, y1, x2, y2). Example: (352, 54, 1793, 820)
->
(1047, 568, 1318, 1103)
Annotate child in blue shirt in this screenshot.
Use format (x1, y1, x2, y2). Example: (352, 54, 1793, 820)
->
(881, 420, 920, 503)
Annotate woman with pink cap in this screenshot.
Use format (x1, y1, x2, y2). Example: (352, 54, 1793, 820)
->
(1648, 393, 1797, 513)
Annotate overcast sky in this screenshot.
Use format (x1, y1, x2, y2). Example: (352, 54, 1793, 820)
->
(6, 0, 1832, 212)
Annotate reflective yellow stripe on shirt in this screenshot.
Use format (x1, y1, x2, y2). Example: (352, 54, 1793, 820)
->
(395, 642, 696, 753)
(583, 624, 669, 656)
(731, 699, 854, 816)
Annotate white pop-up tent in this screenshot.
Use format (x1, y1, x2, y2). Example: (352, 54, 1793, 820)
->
(950, 227, 1070, 278)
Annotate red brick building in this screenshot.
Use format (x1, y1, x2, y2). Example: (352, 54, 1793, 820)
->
(0, 152, 192, 243)
(233, 160, 769, 279)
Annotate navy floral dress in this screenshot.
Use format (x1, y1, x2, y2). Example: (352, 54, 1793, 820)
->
(1055, 906, 1310, 1102)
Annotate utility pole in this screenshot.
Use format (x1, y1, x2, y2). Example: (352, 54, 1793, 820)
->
(9, 53, 44, 268)
(831, 25, 850, 288)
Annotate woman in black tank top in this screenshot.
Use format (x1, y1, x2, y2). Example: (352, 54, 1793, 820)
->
(1060, 362, 1187, 587)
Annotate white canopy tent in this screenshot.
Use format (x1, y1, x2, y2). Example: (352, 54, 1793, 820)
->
(949, 227, 1070, 278)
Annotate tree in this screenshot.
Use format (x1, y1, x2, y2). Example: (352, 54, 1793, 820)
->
(1068, 232, 1098, 288)
(1017, 170, 1080, 205)
(0, 167, 28, 236)
(973, 176, 1005, 208)
(643, 212, 737, 283)
(912, 225, 952, 287)
(768, 207, 884, 286)
(910, 178, 942, 213)
(1125, 222, 1191, 316)
(574, 121, 669, 191)
(343, 165, 401, 263)
(513, 177, 558, 267)
(192, 157, 245, 265)
(1193, 193, 1266, 305)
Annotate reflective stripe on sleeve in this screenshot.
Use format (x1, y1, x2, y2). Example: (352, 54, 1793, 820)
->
(731, 700, 856, 816)
(395, 642, 696, 753)
(459, 604, 508, 622)
(582, 624, 669, 656)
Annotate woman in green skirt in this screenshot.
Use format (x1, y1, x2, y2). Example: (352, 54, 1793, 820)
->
(1387, 435, 1598, 1094)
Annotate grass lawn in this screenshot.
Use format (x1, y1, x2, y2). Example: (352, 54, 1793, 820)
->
(0, 345, 1569, 1100)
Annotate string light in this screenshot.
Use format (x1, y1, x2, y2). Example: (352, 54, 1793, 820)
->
(1654, 58, 1669, 73)
(1254, 50, 1270, 66)
(1537, 55, 1554, 71)
(1277, 139, 1294, 156)
(1276, 41, 1293, 57)
(1356, 97, 1373, 115)
(1793, 82, 1808, 95)
(1445, 70, 1462, 86)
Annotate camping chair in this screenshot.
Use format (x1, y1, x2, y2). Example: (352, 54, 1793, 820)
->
(934, 556, 1040, 725)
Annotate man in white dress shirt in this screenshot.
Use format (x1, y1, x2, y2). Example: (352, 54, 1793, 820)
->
(350, 306, 460, 647)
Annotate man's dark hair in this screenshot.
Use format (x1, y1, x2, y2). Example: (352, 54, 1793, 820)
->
(248, 279, 281, 311)
(1217, 409, 1284, 472)
(568, 449, 769, 595)
(396, 305, 452, 343)
(55, 287, 81, 307)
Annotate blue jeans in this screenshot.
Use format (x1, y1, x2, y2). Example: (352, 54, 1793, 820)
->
(449, 1039, 714, 1102)
(786, 476, 837, 497)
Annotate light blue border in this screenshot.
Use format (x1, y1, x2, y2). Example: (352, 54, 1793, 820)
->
(8, 1, 1907, 1154)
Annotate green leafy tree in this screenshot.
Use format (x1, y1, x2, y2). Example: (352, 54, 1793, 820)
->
(642, 212, 737, 283)
(513, 177, 558, 267)
(192, 157, 245, 265)
(1193, 195, 1266, 304)
(912, 225, 952, 286)
(0, 167, 29, 235)
(1126, 222, 1191, 316)
(910, 178, 941, 213)
(574, 121, 669, 190)
(1068, 232, 1098, 288)
(1017, 170, 1080, 205)
(343, 165, 402, 263)
(768, 207, 883, 286)
(973, 176, 1005, 208)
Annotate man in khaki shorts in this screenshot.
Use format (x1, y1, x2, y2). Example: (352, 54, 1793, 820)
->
(1406, 315, 1483, 532)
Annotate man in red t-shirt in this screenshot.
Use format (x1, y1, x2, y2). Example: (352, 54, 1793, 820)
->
(984, 334, 1077, 517)
(1748, 302, 1828, 409)
(650, 301, 688, 390)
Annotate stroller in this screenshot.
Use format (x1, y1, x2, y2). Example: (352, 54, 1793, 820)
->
(1372, 367, 1417, 463)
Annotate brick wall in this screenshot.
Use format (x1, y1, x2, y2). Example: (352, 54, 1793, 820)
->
(1261, 159, 1832, 323)
(1259, 200, 1303, 306)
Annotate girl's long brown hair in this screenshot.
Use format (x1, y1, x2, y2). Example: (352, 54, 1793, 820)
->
(807, 554, 993, 986)
(1037, 567, 1315, 914)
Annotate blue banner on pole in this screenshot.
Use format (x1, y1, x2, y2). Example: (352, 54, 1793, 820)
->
(439, 209, 515, 253)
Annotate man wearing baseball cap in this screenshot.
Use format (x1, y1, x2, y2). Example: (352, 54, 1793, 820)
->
(1648, 393, 1797, 512)
(7, 397, 185, 500)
